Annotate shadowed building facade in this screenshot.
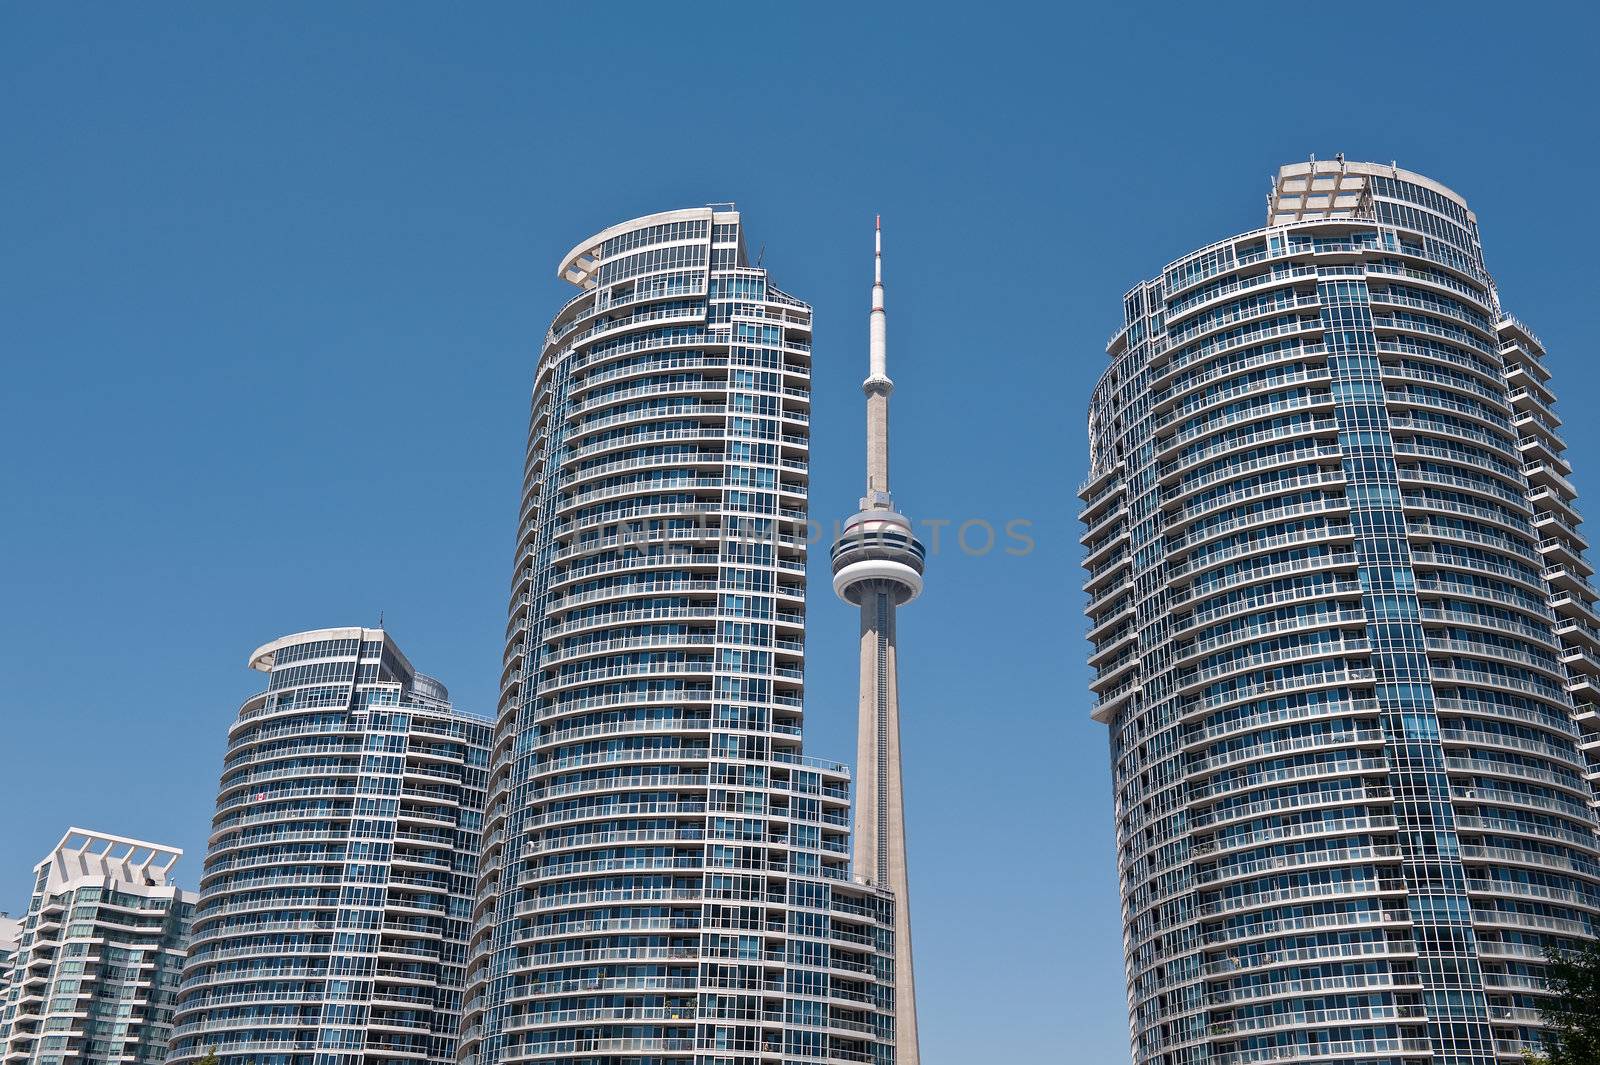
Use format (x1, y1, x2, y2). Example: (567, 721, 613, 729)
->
(1082, 159, 1600, 1065)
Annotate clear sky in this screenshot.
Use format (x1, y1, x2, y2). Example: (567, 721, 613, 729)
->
(3, 3, 1598, 1062)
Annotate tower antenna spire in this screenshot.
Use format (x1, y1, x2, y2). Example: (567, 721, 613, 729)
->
(865, 216, 892, 505)
(875, 214, 882, 283)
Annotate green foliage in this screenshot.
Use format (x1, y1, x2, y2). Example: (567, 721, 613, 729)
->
(1538, 940, 1600, 1065)
(197, 1050, 219, 1065)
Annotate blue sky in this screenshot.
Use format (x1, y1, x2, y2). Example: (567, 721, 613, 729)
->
(3, 3, 1598, 1062)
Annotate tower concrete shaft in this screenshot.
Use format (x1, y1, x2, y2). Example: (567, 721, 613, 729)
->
(854, 582, 918, 1065)
(832, 219, 924, 1065)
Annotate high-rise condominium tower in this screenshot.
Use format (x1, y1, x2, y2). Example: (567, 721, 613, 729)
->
(0, 829, 195, 1065)
(167, 627, 490, 1065)
(831, 220, 923, 1065)
(1081, 159, 1600, 1065)
(463, 206, 900, 1065)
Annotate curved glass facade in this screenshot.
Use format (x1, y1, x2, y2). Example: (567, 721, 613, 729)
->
(167, 627, 490, 1065)
(1082, 161, 1600, 1065)
(463, 207, 899, 1065)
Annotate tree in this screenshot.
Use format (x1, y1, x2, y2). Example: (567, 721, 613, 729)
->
(196, 1050, 219, 1065)
(1534, 940, 1600, 1065)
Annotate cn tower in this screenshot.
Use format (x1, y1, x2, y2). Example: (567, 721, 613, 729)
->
(831, 218, 924, 1065)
